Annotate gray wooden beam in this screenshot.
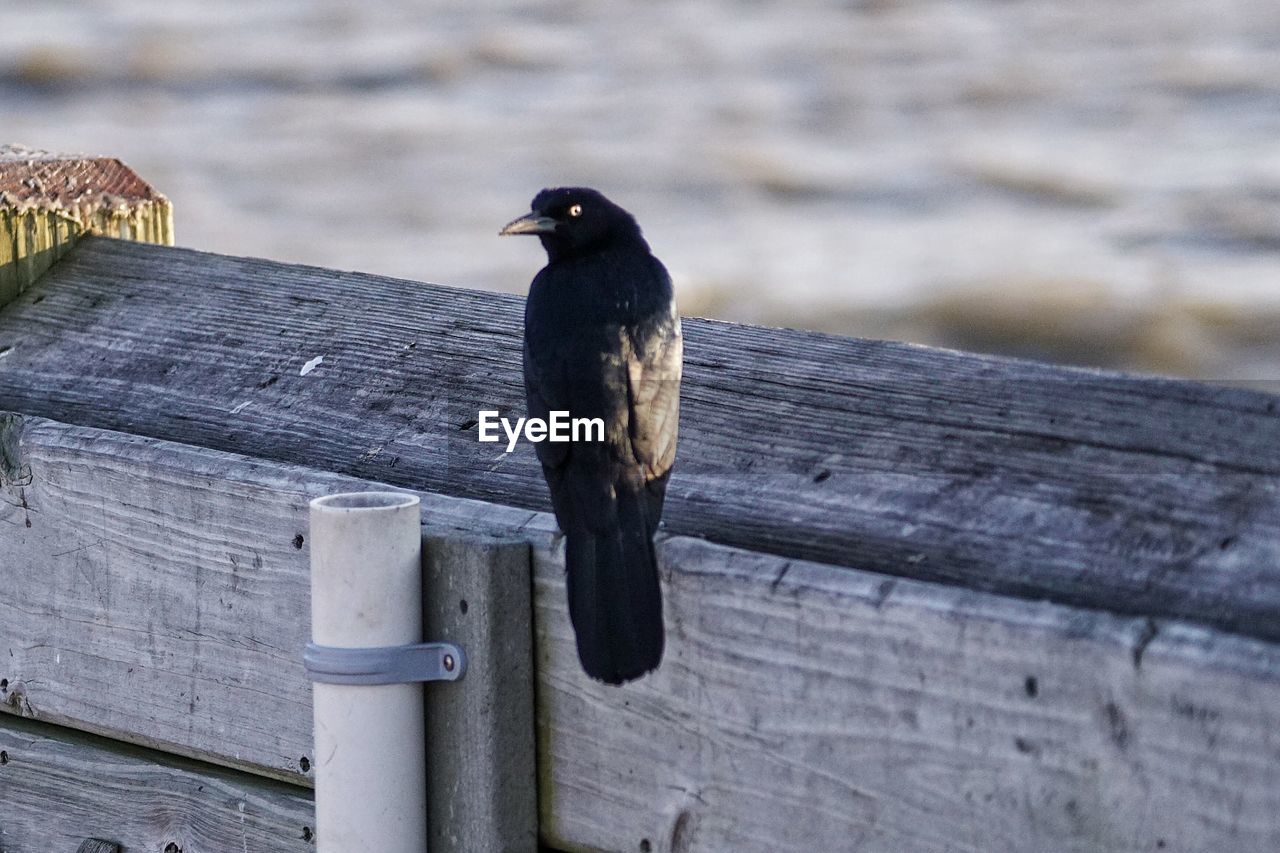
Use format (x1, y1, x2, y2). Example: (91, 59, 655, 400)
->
(535, 536, 1280, 852)
(0, 414, 545, 789)
(2, 415, 1278, 851)
(0, 239, 1278, 640)
(0, 714, 312, 853)
(423, 536, 537, 853)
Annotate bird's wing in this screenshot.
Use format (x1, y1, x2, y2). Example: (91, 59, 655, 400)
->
(622, 312, 682, 485)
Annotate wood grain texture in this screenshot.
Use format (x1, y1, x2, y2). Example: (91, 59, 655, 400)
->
(534, 537, 1280, 853)
(0, 414, 318, 781)
(0, 714, 313, 853)
(0, 415, 545, 784)
(3, 416, 1277, 852)
(0, 239, 1278, 640)
(0, 208, 78, 310)
(423, 536, 538, 853)
(75, 840, 122, 853)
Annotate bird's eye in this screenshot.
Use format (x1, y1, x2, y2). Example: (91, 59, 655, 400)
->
(567, 204, 583, 218)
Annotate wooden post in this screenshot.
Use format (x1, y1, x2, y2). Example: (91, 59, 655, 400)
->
(0, 144, 173, 308)
(423, 536, 538, 853)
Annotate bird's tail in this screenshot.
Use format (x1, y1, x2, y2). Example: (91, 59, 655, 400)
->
(564, 485, 664, 685)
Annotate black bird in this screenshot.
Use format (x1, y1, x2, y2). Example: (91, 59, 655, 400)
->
(501, 187, 682, 684)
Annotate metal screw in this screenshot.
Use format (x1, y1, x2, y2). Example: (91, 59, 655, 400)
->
(443, 654, 455, 672)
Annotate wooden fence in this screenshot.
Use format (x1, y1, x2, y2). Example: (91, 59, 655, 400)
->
(1, 168, 1279, 851)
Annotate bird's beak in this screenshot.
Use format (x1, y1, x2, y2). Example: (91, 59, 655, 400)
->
(499, 212, 557, 236)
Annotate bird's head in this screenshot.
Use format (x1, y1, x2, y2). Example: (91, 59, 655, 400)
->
(499, 187, 644, 262)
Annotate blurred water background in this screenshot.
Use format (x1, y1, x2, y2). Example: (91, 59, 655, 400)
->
(2, 0, 1279, 380)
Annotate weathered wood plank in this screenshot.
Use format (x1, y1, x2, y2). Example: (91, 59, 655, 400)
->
(423, 536, 538, 853)
(538, 538, 1280, 852)
(0, 414, 319, 782)
(2, 415, 1278, 851)
(0, 714, 313, 853)
(0, 414, 546, 784)
(0, 239, 1278, 640)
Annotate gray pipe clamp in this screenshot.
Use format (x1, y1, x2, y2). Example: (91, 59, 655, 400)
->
(304, 641, 467, 685)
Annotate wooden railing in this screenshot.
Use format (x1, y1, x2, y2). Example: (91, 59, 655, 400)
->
(1, 156, 1278, 852)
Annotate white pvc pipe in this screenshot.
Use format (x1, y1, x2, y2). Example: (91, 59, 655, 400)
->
(310, 491, 426, 853)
